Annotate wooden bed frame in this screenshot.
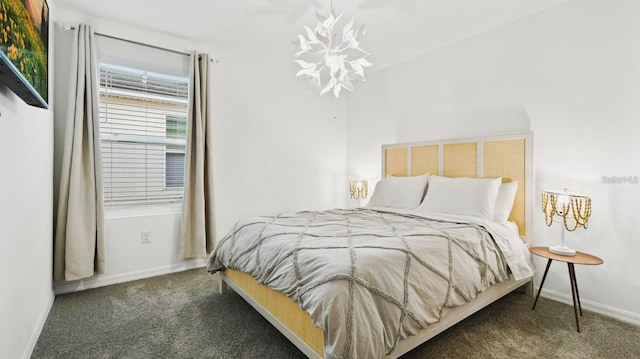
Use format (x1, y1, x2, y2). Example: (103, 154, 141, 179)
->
(219, 131, 534, 358)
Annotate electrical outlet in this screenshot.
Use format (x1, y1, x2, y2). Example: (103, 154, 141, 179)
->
(141, 230, 151, 244)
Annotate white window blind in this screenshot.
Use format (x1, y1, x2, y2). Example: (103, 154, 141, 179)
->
(99, 64, 189, 206)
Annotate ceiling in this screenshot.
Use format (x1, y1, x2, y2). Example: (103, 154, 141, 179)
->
(54, 0, 569, 71)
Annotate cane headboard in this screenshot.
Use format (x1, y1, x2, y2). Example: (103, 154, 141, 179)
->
(382, 132, 532, 239)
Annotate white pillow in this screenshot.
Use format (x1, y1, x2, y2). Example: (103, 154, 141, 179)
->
(416, 175, 502, 220)
(493, 181, 518, 222)
(367, 174, 429, 209)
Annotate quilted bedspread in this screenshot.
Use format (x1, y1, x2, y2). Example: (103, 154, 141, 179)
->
(207, 208, 532, 359)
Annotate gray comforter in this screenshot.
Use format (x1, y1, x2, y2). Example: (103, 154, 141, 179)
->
(207, 208, 523, 359)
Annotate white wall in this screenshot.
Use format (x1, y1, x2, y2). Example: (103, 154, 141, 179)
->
(0, 3, 56, 358)
(347, 0, 640, 324)
(53, 9, 347, 293)
(0, 94, 55, 359)
(211, 47, 348, 236)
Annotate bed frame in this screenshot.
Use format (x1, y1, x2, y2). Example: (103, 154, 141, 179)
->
(219, 131, 534, 358)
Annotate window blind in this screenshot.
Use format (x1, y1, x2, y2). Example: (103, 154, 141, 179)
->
(99, 64, 189, 206)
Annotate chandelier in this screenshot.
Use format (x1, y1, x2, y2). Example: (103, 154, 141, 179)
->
(293, 5, 373, 98)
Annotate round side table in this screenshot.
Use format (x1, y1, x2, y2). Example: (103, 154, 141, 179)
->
(530, 246, 603, 332)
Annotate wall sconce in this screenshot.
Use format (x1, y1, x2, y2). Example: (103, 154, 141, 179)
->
(349, 180, 368, 200)
(542, 189, 592, 256)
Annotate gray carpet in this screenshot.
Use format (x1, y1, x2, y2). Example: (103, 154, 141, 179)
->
(32, 268, 640, 359)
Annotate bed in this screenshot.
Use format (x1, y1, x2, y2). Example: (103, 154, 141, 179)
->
(207, 132, 534, 359)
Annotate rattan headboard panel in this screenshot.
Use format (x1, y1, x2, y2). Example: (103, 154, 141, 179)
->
(483, 139, 526, 225)
(382, 132, 532, 239)
(384, 148, 408, 177)
(411, 146, 439, 176)
(443, 143, 477, 178)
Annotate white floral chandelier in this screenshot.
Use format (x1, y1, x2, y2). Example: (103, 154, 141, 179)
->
(293, 6, 373, 98)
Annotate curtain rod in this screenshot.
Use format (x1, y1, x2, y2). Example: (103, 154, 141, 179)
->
(55, 22, 217, 62)
(95, 32, 191, 57)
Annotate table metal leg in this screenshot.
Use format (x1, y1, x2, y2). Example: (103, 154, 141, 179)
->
(568, 263, 581, 332)
(532, 259, 553, 310)
(572, 266, 583, 316)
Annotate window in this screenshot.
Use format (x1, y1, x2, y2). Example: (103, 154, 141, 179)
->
(99, 64, 189, 206)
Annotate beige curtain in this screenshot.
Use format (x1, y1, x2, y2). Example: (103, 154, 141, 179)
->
(179, 52, 215, 258)
(54, 24, 106, 281)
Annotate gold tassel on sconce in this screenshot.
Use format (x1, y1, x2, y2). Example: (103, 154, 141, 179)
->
(349, 180, 368, 200)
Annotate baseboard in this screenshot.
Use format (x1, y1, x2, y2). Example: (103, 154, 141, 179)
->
(53, 259, 207, 295)
(540, 288, 640, 326)
(22, 291, 55, 359)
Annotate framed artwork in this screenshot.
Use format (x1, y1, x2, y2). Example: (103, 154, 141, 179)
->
(0, 0, 49, 108)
